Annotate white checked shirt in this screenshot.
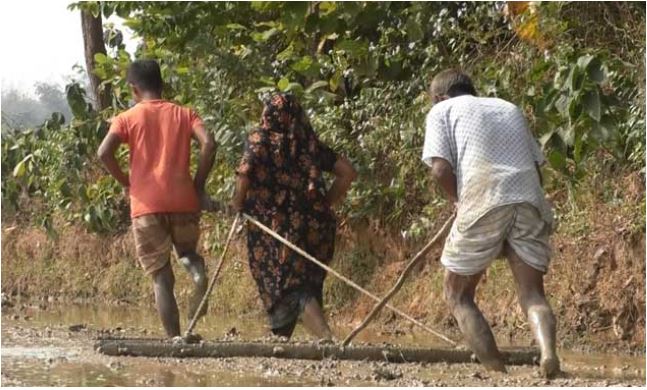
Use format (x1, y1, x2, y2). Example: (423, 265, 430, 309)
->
(422, 95, 553, 230)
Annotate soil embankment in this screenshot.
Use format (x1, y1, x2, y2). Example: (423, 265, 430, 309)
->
(1, 171, 645, 354)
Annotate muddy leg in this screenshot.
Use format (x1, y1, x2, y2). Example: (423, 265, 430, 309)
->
(272, 321, 297, 338)
(504, 243, 560, 378)
(178, 252, 208, 322)
(444, 270, 506, 372)
(152, 262, 180, 337)
(300, 298, 334, 341)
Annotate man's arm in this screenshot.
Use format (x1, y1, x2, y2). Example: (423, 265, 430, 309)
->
(430, 157, 458, 205)
(326, 156, 357, 208)
(97, 133, 129, 188)
(191, 124, 217, 193)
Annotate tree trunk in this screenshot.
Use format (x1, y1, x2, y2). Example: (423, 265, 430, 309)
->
(81, 10, 111, 110)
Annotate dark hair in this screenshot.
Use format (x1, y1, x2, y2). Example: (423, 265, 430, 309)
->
(429, 69, 477, 98)
(126, 59, 163, 94)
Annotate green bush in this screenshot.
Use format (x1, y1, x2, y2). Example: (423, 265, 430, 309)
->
(2, 1, 644, 239)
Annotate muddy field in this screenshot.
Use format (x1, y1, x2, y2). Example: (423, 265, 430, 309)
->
(1, 303, 645, 386)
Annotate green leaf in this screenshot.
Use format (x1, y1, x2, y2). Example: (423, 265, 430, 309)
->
(539, 130, 554, 147)
(251, 28, 279, 42)
(305, 80, 329, 93)
(335, 39, 368, 58)
(573, 134, 584, 163)
(548, 150, 566, 172)
(319, 1, 337, 16)
(276, 44, 295, 62)
(226, 23, 247, 30)
(66, 84, 89, 119)
(587, 59, 605, 84)
(291, 56, 316, 75)
(590, 121, 610, 141)
(285, 82, 304, 94)
(122, 17, 141, 30)
(568, 91, 582, 120)
(582, 89, 601, 121)
(576, 54, 594, 70)
(558, 126, 575, 146)
(566, 65, 583, 92)
(94, 52, 107, 64)
(329, 70, 342, 92)
(277, 77, 290, 91)
(13, 155, 31, 178)
(405, 16, 423, 41)
(554, 95, 569, 114)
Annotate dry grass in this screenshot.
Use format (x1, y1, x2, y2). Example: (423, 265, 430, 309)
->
(1, 169, 644, 352)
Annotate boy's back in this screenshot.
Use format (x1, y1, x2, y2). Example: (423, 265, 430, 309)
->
(110, 100, 201, 218)
(99, 59, 216, 339)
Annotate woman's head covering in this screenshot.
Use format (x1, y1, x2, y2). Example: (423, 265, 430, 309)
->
(259, 93, 321, 196)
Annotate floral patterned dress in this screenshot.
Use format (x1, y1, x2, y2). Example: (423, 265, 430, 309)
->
(236, 94, 338, 333)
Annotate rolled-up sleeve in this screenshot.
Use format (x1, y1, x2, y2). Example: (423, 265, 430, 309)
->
(189, 109, 204, 130)
(109, 115, 128, 143)
(421, 109, 454, 169)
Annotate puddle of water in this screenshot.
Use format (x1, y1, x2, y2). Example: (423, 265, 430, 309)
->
(2, 358, 325, 387)
(1, 346, 79, 359)
(1, 304, 645, 386)
(0, 302, 427, 345)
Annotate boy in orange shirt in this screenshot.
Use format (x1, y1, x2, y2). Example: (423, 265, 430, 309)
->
(98, 60, 216, 339)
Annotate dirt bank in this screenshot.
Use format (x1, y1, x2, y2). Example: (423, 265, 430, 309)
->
(2, 170, 645, 354)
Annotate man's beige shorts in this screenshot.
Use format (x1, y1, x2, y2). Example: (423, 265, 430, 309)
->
(132, 213, 200, 275)
(441, 203, 552, 275)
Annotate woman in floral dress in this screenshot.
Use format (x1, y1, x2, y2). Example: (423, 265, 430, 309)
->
(232, 93, 357, 339)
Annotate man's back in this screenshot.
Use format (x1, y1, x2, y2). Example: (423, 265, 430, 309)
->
(422, 95, 550, 229)
(110, 100, 201, 217)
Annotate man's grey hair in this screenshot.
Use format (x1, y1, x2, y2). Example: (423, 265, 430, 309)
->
(429, 69, 477, 98)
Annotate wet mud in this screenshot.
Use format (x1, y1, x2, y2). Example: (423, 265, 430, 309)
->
(1, 303, 645, 386)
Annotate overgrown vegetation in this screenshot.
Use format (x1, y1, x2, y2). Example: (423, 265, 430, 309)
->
(2, 2, 643, 241)
(1, 1, 644, 350)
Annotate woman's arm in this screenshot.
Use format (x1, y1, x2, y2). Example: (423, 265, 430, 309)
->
(326, 156, 357, 208)
(232, 174, 251, 212)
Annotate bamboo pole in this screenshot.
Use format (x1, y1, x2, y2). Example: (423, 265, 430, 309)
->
(242, 213, 456, 346)
(342, 213, 455, 346)
(185, 214, 241, 337)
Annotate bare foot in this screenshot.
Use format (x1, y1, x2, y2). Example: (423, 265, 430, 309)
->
(316, 337, 335, 345)
(183, 333, 203, 344)
(481, 358, 507, 373)
(540, 356, 561, 379)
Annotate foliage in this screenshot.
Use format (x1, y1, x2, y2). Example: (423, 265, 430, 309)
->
(1, 83, 126, 235)
(2, 1, 644, 238)
(1, 83, 74, 129)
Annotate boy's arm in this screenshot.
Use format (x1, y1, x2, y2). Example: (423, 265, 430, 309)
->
(97, 133, 129, 188)
(191, 124, 217, 193)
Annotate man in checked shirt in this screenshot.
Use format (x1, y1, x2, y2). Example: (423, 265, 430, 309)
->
(422, 69, 560, 378)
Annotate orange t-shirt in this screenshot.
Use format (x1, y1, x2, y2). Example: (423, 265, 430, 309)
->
(109, 100, 202, 218)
